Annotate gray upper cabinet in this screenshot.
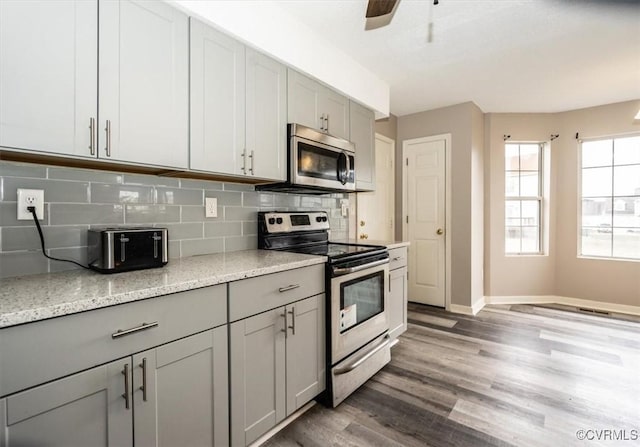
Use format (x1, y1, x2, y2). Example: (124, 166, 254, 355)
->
(1, 359, 133, 447)
(0, 0, 189, 170)
(288, 69, 350, 140)
(246, 48, 287, 181)
(0, 0, 98, 158)
(190, 18, 246, 176)
(100, 0, 189, 169)
(190, 21, 286, 181)
(350, 101, 376, 191)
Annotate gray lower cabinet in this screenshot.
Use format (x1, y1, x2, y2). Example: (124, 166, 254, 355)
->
(1, 359, 133, 447)
(388, 247, 408, 341)
(230, 294, 325, 447)
(0, 285, 229, 447)
(0, 327, 228, 447)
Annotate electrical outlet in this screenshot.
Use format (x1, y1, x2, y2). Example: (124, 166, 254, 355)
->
(17, 188, 45, 220)
(205, 197, 218, 218)
(340, 200, 349, 217)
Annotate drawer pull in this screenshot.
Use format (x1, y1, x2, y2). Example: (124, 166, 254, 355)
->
(392, 256, 404, 262)
(112, 321, 159, 339)
(122, 364, 130, 410)
(278, 284, 300, 293)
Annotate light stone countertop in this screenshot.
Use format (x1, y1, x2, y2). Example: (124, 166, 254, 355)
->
(0, 250, 326, 329)
(331, 239, 410, 250)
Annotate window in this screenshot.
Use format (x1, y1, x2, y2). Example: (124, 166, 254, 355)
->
(505, 143, 543, 254)
(580, 135, 640, 260)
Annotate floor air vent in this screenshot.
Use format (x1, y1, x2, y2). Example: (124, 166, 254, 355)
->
(578, 307, 611, 316)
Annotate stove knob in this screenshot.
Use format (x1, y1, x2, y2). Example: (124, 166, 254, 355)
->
(276, 217, 283, 224)
(268, 218, 276, 225)
(322, 216, 328, 222)
(316, 216, 323, 222)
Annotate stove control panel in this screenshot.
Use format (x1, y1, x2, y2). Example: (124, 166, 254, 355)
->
(260, 211, 329, 233)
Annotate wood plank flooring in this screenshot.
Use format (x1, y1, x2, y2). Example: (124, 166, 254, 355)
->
(263, 303, 640, 447)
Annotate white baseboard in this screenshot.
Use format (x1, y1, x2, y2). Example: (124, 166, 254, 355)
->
(485, 295, 640, 316)
(449, 297, 486, 316)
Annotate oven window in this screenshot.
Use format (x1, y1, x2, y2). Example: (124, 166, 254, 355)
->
(339, 271, 384, 333)
(298, 142, 340, 180)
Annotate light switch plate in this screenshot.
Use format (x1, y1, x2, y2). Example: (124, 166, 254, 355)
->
(205, 197, 218, 218)
(340, 200, 349, 217)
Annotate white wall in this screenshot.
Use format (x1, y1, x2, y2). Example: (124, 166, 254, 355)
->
(485, 100, 640, 307)
(173, 0, 390, 117)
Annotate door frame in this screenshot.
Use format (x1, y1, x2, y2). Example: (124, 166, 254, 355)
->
(401, 134, 452, 311)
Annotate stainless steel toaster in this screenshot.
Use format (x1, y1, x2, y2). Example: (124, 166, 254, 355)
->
(87, 227, 168, 273)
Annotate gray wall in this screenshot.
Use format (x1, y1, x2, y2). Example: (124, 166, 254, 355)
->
(397, 102, 483, 307)
(374, 114, 398, 142)
(0, 161, 349, 278)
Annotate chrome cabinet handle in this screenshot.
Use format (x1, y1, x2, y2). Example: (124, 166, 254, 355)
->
(89, 117, 95, 155)
(105, 119, 111, 157)
(319, 114, 325, 131)
(392, 256, 404, 262)
(325, 114, 329, 132)
(288, 307, 296, 335)
(280, 312, 287, 339)
(112, 321, 159, 339)
(389, 273, 391, 292)
(249, 150, 254, 175)
(278, 284, 300, 293)
(139, 357, 148, 402)
(122, 364, 130, 409)
(240, 150, 246, 173)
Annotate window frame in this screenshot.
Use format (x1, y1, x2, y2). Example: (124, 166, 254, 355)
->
(504, 142, 544, 255)
(578, 133, 640, 262)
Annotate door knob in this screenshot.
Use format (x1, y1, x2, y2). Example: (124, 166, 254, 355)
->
(436, 228, 444, 235)
(360, 220, 366, 227)
(359, 234, 369, 239)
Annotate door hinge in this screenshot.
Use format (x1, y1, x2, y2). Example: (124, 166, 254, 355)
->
(406, 216, 409, 224)
(406, 158, 408, 166)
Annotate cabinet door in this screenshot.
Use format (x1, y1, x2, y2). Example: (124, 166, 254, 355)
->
(133, 328, 228, 447)
(230, 309, 286, 446)
(389, 267, 408, 341)
(0, 359, 132, 447)
(287, 69, 323, 131)
(190, 18, 246, 175)
(285, 294, 326, 416)
(322, 89, 350, 140)
(0, 0, 97, 158)
(246, 49, 287, 181)
(99, 0, 188, 168)
(350, 101, 376, 191)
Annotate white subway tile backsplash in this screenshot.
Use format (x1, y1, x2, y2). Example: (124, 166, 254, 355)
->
(0, 161, 349, 278)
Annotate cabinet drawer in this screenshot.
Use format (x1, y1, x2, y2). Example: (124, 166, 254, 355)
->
(389, 247, 408, 270)
(0, 285, 226, 398)
(229, 264, 324, 322)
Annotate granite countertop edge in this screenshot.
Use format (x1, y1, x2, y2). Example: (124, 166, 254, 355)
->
(0, 250, 327, 329)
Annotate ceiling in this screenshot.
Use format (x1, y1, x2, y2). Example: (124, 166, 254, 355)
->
(275, 0, 640, 116)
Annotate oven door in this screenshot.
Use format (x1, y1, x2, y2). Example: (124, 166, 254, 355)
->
(330, 261, 389, 364)
(291, 136, 355, 191)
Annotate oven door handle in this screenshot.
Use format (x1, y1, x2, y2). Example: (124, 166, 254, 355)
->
(332, 258, 389, 276)
(334, 334, 391, 375)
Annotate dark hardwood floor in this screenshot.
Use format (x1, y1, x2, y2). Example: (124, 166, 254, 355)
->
(263, 303, 640, 447)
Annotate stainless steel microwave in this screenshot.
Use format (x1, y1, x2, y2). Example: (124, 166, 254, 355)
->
(256, 123, 355, 194)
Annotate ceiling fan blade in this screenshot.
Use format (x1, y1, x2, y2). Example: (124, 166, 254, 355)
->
(366, 0, 398, 18)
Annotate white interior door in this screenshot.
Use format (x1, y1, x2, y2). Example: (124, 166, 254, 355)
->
(357, 134, 395, 241)
(403, 136, 446, 307)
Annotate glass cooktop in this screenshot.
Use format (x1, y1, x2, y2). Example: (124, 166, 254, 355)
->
(284, 243, 386, 259)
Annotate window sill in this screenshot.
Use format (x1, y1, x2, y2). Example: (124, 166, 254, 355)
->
(577, 255, 639, 263)
(505, 253, 548, 258)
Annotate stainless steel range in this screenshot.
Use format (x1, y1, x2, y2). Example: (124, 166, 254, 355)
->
(258, 211, 393, 407)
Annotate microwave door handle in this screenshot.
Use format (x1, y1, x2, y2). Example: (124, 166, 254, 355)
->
(332, 258, 389, 276)
(338, 152, 348, 185)
(345, 153, 351, 182)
